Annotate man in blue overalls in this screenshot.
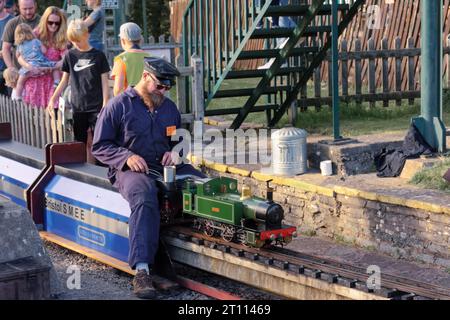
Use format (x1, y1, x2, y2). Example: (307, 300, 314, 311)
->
(92, 57, 205, 299)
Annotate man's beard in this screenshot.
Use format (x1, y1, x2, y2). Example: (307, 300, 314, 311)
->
(141, 90, 164, 110)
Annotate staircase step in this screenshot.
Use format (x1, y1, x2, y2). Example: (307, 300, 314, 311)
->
(264, 4, 349, 17)
(250, 26, 331, 39)
(226, 67, 306, 79)
(237, 47, 319, 60)
(205, 105, 278, 116)
(209, 86, 290, 98)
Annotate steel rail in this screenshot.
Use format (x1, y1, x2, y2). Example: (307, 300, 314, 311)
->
(166, 226, 450, 300)
(271, 246, 450, 299)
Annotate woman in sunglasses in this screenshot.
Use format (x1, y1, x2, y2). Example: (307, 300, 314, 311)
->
(21, 6, 67, 108)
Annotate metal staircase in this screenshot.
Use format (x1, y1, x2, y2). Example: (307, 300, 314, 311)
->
(182, 0, 364, 129)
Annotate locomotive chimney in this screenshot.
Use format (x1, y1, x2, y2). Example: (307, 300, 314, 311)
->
(266, 180, 274, 203)
(240, 185, 251, 200)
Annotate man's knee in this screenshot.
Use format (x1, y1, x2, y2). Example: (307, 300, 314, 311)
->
(118, 172, 159, 204)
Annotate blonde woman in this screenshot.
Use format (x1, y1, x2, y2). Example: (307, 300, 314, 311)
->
(22, 6, 68, 107)
(35, 6, 68, 75)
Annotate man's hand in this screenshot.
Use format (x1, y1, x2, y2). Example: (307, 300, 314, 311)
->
(126, 154, 149, 173)
(161, 151, 181, 166)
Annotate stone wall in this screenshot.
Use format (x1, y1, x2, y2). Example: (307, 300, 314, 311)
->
(204, 168, 450, 269)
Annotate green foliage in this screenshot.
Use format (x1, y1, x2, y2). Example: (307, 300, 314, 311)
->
(128, 0, 171, 38)
(37, 1, 65, 14)
(410, 158, 450, 193)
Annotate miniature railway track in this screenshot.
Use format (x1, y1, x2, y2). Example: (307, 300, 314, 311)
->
(165, 226, 450, 300)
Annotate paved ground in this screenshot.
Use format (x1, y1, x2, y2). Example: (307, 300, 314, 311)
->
(44, 240, 281, 300)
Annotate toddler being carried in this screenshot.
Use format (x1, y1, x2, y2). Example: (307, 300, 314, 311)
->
(11, 23, 63, 100)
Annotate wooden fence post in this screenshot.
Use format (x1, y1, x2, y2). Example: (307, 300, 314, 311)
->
(38, 108, 45, 148)
(408, 37, 416, 105)
(354, 38, 362, 104)
(24, 104, 30, 145)
(288, 100, 298, 126)
(395, 37, 402, 106)
(314, 66, 321, 111)
(191, 54, 204, 136)
(382, 38, 389, 107)
(33, 107, 39, 148)
(44, 108, 51, 145)
(176, 54, 187, 114)
(169, 35, 176, 66)
(368, 38, 376, 108)
(341, 39, 349, 101)
(19, 102, 25, 143)
(11, 100, 17, 140)
(59, 97, 74, 143)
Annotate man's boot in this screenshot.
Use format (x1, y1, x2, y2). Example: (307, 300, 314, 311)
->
(133, 270, 157, 299)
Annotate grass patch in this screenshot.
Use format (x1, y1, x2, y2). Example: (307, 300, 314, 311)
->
(295, 101, 426, 136)
(182, 77, 450, 137)
(409, 158, 450, 193)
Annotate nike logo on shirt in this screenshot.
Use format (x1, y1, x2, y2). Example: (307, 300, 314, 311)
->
(74, 59, 95, 72)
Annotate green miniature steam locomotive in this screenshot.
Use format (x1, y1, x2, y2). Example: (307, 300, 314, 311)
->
(158, 173, 297, 248)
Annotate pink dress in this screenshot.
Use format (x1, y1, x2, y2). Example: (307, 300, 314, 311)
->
(22, 46, 66, 108)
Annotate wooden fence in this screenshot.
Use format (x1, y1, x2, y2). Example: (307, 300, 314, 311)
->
(0, 95, 71, 148)
(340, 0, 450, 92)
(297, 35, 426, 109)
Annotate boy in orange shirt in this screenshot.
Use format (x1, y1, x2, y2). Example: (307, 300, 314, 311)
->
(111, 22, 150, 96)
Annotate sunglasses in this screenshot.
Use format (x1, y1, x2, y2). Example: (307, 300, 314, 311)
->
(47, 21, 61, 27)
(148, 73, 172, 91)
(156, 84, 171, 91)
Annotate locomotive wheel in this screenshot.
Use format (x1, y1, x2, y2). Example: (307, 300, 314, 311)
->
(221, 225, 235, 242)
(204, 221, 216, 237)
(193, 219, 203, 231)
